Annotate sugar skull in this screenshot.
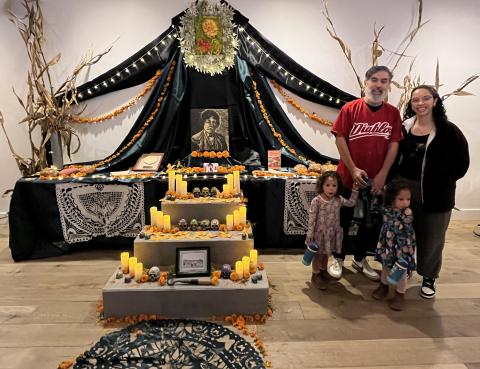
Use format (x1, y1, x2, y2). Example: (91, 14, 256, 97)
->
(210, 218, 220, 231)
(148, 266, 160, 281)
(178, 218, 188, 231)
(190, 219, 199, 231)
(192, 187, 201, 198)
(209, 187, 219, 197)
(201, 187, 210, 197)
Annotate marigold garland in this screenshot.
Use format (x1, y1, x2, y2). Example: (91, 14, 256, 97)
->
(271, 80, 334, 127)
(70, 69, 163, 124)
(191, 150, 230, 158)
(252, 81, 307, 162)
(90, 61, 176, 169)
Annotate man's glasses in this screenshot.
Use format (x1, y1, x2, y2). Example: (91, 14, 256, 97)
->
(411, 95, 433, 105)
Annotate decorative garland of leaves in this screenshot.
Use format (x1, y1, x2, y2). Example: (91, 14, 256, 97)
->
(91, 61, 176, 169)
(69, 70, 163, 124)
(271, 80, 334, 127)
(252, 81, 307, 162)
(178, 0, 239, 76)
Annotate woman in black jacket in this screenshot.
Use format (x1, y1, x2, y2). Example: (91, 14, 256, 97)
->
(396, 85, 469, 299)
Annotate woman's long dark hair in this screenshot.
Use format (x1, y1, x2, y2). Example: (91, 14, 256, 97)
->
(403, 85, 448, 127)
(316, 171, 343, 196)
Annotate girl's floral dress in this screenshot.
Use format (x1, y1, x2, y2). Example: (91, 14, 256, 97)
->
(375, 206, 416, 274)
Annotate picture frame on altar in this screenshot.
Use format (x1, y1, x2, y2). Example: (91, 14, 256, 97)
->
(175, 247, 211, 277)
(132, 153, 164, 171)
(203, 163, 218, 173)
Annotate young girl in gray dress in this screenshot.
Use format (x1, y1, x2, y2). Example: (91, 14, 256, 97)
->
(306, 171, 359, 290)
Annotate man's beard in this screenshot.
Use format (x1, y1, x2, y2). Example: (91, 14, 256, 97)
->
(365, 88, 387, 104)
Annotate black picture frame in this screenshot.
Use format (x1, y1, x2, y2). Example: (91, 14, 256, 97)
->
(175, 247, 211, 277)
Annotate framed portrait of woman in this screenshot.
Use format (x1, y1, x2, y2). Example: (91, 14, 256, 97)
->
(191, 108, 229, 152)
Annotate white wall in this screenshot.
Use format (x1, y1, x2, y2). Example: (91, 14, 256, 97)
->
(1, 0, 479, 216)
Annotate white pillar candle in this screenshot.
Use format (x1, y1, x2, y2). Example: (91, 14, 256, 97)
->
(175, 174, 182, 193)
(235, 260, 243, 279)
(242, 256, 250, 276)
(134, 262, 144, 281)
(181, 181, 188, 196)
(226, 174, 233, 194)
(222, 184, 230, 195)
(168, 171, 175, 192)
(163, 214, 171, 231)
(129, 256, 138, 278)
(149, 206, 157, 226)
(233, 210, 240, 227)
(239, 206, 247, 226)
(249, 249, 258, 272)
(233, 170, 240, 194)
(121, 252, 129, 274)
(155, 210, 164, 229)
(226, 214, 234, 231)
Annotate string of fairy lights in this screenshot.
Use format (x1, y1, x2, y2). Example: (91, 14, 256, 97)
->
(238, 27, 344, 105)
(77, 27, 178, 101)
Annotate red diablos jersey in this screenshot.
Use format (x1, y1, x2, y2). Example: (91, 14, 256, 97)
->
(331, 99, 403, 189)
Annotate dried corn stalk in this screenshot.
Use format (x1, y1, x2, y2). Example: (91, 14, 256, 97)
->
(2, 0, 111, 176)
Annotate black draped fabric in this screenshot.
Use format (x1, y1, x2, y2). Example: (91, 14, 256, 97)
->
(70, 2, 358, 170)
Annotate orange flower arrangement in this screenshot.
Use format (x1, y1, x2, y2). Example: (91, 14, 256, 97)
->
(230, 271, 239, 281)
(211, 276, 219, 285)
(70, 69, 163, 124)
(191, 150, 230, 158)
(140, 274, 149, 283)
(272, 80, 334, 127)
(89, 61, 176, 169)
(257, 262, 265, 271)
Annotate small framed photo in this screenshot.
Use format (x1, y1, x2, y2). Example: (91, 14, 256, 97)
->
(175, 247, 211, 277)
(132, 153, 164, 171)
(203, 162, 218, 173)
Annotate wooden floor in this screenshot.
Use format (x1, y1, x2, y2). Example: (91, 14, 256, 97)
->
(1, 217, 480, 369)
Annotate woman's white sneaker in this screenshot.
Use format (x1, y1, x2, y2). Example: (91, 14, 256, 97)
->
(352, 258, 380, 281)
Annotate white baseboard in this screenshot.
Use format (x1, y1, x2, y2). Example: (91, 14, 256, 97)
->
(451, 209, 480, 220)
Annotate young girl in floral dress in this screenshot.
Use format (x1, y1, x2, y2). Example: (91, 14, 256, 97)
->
(306, 171, 359, 290)
(373, 180, 416, 310)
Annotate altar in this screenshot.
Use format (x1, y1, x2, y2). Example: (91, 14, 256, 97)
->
(9, 175, 315, 261)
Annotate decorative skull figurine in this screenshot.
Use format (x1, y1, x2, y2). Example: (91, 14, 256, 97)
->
(221, 264, 232, 279)
(190, 219, 199, 231)
(166, 194, 176, 201)
(192, 187, 201, 198)
(209, 187, 219, 197)
(178, 218, 188, 231)
(148, 266, 160, 282)
(210, 218, 220, 231)
(200, 219, 210, 230)
(201, 187, 210, 197)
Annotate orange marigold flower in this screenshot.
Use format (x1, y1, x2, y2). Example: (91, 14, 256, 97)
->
(191, 151, 199, 157)
(58, 360, 74, 369)
(257, 262, 265, 271)
(211, 276, 219, 286)
(159, 276, 166, 286)
(230, 271, 239, 281)
(243, 271, 250, 280)
(213, 270, 221, 279)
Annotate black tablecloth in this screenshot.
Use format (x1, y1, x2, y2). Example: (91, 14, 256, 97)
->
(9, 176, 304, 261)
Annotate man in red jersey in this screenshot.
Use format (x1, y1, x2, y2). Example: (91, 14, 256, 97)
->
(328, 66, 403, 281)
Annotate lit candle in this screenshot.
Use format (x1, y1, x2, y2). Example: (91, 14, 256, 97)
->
(233, 170, 240, 194)
(149, 206, 157, 226)
(121, 252, 129, 274)
(235, 260, 243, 279)
(129, 256, 137, 278)
(168, 171, 175, 192)
(227, 174, 233, 194)
(226, 214, 234, 231)
(239, 206, 247, 226)
(155, 210, 164, 229)
(175, 174, 182, 193)
(222, 184, 230, 195)
(249, 249, 258, 273)
(134, 262, 144, 281)
(181, 181, 188, 196)
(163, 214, 171, 231)
(233, 209, 240, 227)
(242, 256, 250, 276)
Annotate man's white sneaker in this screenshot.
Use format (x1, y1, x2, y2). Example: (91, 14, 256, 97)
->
(328, 258, 344, 279)
(352, 258, 380, 281)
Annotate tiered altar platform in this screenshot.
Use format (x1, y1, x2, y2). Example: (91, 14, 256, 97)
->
(102, 269, 268, 317)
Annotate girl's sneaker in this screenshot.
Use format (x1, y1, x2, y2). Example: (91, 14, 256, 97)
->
(420, 277, 436, 299)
